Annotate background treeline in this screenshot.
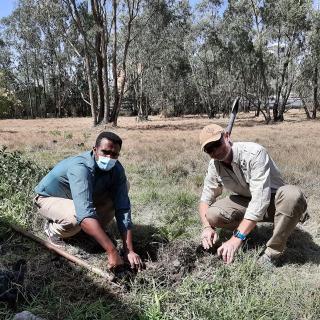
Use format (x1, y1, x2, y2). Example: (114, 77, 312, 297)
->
(0, 0, 319, 125)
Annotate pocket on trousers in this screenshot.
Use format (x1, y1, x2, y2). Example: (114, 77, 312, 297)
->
(214, 205, 244, 223)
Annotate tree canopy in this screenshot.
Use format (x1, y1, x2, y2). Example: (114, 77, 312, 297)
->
(0, 0, 318, 124)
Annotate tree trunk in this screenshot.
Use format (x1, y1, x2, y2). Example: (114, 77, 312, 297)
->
(111, 0, 140, 126)
(92, 0, 105, 123)
(110, 0, 119, 124)
(96, 31, 104, 123)
(300, 95, 312, 119)
(312, 65, 319, 119)
(66, 0, 97, 126)
(84, 50, 97, 126)
(25, 53, 33, 118)
(102, 28, 110, 124)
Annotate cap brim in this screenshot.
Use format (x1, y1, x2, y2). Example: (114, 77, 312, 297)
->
(201, 133, 222, 151)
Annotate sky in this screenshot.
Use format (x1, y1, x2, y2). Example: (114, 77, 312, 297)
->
(0, 0, 16, 19)
(0, 0, 319, 19)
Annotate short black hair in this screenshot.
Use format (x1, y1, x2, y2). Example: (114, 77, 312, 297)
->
(95, 132, 122, 148)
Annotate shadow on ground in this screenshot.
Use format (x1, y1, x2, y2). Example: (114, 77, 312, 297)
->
(244, 223, 320, 266)
(0, 221, 142, 320)
(64, 223, 169, 263)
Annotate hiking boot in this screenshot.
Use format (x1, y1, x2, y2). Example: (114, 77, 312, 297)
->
(257, 253, 279, 268)
(44, 221, 65, 248)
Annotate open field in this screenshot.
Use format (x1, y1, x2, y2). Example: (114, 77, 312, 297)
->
(1, 109, 320, 319)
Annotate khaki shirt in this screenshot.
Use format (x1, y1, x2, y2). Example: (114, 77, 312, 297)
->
(200, 142, 285, 221)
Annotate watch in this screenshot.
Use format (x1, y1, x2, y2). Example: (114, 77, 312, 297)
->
(233, 230, 247, 241)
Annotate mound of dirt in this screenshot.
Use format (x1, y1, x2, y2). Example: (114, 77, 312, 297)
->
(136, 240, 220, 288)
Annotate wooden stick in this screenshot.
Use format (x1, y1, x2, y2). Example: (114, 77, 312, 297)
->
(9, 224, 115, 282)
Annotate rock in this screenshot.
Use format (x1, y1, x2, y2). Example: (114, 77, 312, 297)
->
(13, 311, 45, 320)
(173, 259, 180, 268)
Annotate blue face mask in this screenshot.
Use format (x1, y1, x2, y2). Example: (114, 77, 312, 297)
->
(96, 156, 117, 171)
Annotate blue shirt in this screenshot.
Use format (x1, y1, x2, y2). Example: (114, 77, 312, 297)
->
(35, 151, 132, 233)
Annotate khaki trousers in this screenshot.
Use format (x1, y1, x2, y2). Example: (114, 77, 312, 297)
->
(206, 185, 308, 258)
(34, 195, 115, 238)
(35, 181, 130, 238)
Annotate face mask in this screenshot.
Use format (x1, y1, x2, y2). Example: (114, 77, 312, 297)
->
(96, 156, 117, 171)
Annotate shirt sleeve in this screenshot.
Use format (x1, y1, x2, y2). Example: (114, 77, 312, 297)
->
(244, 148, 272, 221)
(200, 160, 223, 205)
(111, 169, 133, 233)
(67, 164, 98, 224)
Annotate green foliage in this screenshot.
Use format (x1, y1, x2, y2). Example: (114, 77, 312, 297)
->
(0, 146, 48, 225)
(0, 87, 21, 119)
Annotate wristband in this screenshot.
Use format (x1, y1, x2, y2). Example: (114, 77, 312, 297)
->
(233, 230, 247, 241)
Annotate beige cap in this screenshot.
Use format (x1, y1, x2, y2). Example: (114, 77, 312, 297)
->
(199, 124, 224, 151)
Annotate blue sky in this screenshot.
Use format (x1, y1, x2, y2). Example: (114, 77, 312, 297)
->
(0, 0, 16, 19)
(0, 0, 319, 19)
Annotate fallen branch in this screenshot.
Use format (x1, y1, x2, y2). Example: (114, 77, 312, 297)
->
(9, 224, 116, 282)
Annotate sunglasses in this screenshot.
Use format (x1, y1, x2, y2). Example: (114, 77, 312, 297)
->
(204, 135, 224, 154)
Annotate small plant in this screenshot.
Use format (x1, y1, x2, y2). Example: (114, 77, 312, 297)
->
(49, 130, 61, 136)
(64, 132, 73, 140)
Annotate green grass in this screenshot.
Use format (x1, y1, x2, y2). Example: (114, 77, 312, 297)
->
(1, 144, 320, 320)
(129, 251, 320, 320)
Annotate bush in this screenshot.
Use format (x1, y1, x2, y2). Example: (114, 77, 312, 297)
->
(0, 146, 48, 225)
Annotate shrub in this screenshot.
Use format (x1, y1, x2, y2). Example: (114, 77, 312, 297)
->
(0, 146, 48, 225)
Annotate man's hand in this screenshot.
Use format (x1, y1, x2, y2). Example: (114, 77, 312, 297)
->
(201, 226, 218, 249)
(124, 250, 144, 271)
(217, 237, 242, 264)
(107, 248, 124, 269)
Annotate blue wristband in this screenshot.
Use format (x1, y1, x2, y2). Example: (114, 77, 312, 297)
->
(233, 230, 247, 241)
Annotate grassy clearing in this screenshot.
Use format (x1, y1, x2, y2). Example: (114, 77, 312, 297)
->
(0, 110, 320, 319)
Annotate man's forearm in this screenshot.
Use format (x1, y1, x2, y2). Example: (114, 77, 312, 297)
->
(121, 229, 134, 252)
(81, 218, 117, 254)
(234, 218, 257, 236)
(199, 201, 211, 228)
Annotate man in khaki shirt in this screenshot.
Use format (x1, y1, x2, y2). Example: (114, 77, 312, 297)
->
(199, 124, 308, 266)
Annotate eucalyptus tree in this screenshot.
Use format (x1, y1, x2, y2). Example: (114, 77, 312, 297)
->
(63, 0, 99, 125)
(0, 38, 21, 118)
(188, 0, 225, 118)
(125, 0, 176, 119)
(124, 0, 195, 119)
(222, 0, 276, 122)
(296, 8, 320, 119)
(221, 0, 258, 112)
(1, 0, 42, 118)
(0, 0, 84, 118)
(247, 0, 273, 121)
(152, 0, 195, 117)
(109, 0, 144, 125)
(263, 0, 311, 121)
(35, 0, 77, 118)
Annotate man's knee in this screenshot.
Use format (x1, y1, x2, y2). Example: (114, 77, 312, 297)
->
(275, 185, 307, 218)
(51, 221, 81, 238)
(206, 205, 242, 229)
(206, 207, 222, 226)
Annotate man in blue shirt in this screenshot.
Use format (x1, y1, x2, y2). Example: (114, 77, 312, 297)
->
(34, 131, 143, 271)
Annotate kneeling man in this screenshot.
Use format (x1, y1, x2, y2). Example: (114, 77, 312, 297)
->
(198, 124, 308, 266)
(34, 131, 143, 271)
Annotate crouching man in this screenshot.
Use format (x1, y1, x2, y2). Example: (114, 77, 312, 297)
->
(34, 131, 143, 271)
(198, 124, 308, 266)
